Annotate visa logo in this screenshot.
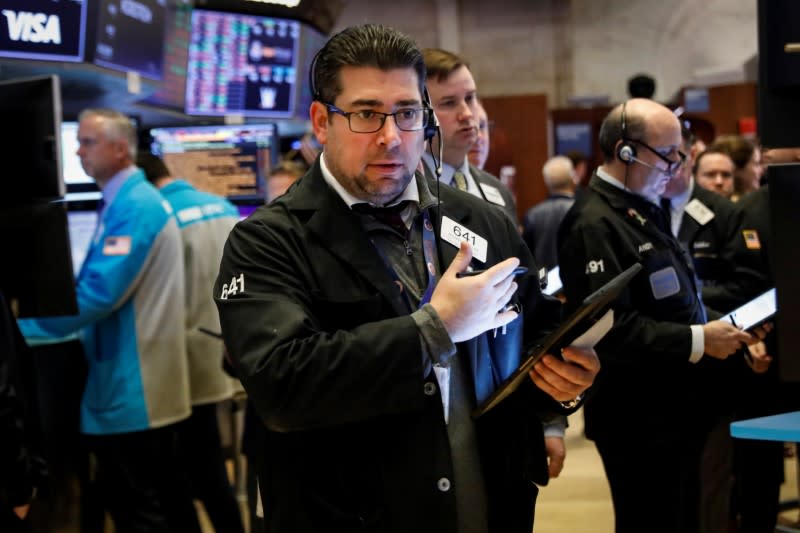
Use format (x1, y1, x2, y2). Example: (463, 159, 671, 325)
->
(2, 10, 62, 44)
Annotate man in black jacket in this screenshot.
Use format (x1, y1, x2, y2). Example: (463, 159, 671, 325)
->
(420, 47, 517, 223)
(0, 291, 45, 532)
(215, 24, 599, 533)
(557, 98, 757, 533)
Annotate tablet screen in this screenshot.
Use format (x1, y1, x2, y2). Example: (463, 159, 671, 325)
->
(722, 288, 776, 331)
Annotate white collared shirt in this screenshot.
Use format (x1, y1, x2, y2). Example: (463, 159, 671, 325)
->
(421, 153, 482, 199)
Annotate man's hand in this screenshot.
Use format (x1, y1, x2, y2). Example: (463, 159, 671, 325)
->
(430, 241, 521, 343)
(13, 503, 30, 520)
(545, 436, 566, 479)
(529, 346, 600, 402)
(703, 320, 756, 359)
(746, 341, 772, 374)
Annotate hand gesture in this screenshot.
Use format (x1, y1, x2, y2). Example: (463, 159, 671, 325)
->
(430, 241, 520, 343)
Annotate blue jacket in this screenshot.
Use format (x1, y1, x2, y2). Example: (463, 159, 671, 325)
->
(160, 179, 239, 405)
(19, 170, 191, 435)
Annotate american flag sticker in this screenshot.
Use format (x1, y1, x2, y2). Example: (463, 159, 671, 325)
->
(103, 236, 132, 256)
(742, 230, 761, 250)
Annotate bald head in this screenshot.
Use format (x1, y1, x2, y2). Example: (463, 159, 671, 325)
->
(598, 98, 682, 199)
(542, 155, 576, 194)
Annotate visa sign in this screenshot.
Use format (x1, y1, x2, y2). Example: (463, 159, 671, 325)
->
(2, 11, 62, 44)
(0, 0, 85, 61)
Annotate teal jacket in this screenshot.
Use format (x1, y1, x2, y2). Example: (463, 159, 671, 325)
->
(19, 170, 191, 435)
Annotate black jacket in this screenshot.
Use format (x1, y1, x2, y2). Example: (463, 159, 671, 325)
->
(215, 160, 566, 533)
(676, 184, 753, 313)
(0, 292, 45, 509)
(558, 174, 707, 440)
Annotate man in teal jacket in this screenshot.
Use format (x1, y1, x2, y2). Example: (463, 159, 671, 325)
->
(18, 109, 197, 533)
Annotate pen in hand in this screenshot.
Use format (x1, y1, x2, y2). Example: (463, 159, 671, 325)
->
(456, 266, 529, 278)
(729, 315, 754, 365)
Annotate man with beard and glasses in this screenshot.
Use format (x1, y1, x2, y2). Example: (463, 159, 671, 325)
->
(214, 23, 600, 533)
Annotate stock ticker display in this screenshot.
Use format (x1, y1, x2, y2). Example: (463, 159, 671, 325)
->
(185, 9, 299, 118)
(150, 123, 277, 201)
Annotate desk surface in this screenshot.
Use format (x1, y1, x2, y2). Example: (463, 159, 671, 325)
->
(730, 411, 800, 442)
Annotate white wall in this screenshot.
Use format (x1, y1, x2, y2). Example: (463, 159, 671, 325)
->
(332, 0, 758, 107)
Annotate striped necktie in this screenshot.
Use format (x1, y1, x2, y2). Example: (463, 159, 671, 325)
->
(452, 170, 468, 191)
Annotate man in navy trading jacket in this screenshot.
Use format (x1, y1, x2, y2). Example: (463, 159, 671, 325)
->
(215, 24, 600, 533)
(557, 98, 760, 533)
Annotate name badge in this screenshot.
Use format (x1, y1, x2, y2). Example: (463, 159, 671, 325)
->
(685, 198, 714, 225)
(649, 266, 680, 300)
(441, 216, 488, 263)
(479, 184, 507, 206)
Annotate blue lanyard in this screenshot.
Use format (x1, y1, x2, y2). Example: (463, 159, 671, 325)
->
(369, 209, 438, 311)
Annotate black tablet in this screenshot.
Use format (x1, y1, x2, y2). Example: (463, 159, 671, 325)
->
(721, 288, 776, 332)
(473, 262, 642, 418)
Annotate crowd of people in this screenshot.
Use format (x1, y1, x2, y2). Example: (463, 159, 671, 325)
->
(2, 21, 796, 533)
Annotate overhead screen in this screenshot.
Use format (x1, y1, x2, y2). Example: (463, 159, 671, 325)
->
(185, 9, 300, 118)
(150, 123, 278, 202)
(92, 0, 168, 80)
(0, 0, 87, 62)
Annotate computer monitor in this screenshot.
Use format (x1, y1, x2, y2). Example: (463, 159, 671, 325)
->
(91, 0, 168, 80)
(149, 123, 278, 202)
(0, 75, 78, 317)
(185, 9, 300, 118)
(1, 75, 65, 204)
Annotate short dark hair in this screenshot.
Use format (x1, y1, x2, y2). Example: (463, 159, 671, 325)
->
(708, 135, 756, 171)
(311, 24, 426, 105)
(598, 103, 647, 163)
(136, 152, 171, 184)
(692, 148, 734, 176)
(422, 48, 469, 83)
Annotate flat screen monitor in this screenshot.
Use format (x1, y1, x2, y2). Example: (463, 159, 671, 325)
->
(0, 0, 87, 62)
(150, 123, 277, 202)
(0, 75, 65, 204)
(139, 1, 191, 111)
(185, 9, 300, 118)
(92, 0, 168, 80)
(0, 75, 78, 317)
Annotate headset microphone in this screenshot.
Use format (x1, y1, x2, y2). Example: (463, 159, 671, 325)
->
(422, 86, 443, 177)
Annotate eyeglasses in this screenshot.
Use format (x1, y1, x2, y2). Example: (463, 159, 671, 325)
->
(324, 103, 431, 134)
(628, 139, 687, 175)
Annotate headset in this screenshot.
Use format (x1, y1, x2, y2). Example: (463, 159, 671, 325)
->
(617, 100, 637, 165)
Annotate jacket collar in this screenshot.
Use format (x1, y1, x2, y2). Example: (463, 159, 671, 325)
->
(285, 158, 472, 314)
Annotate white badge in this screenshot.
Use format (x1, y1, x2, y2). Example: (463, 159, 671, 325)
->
(649, 266, 680, 300)
(685, 198, 715, 226)
(441, 216, 488, 263)
(479, 184, 507, 206)
(433, 364, 451, 424)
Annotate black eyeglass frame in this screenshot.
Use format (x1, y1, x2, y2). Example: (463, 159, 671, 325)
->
(323, 103, 431, 134)
(626, 138, 687, 175)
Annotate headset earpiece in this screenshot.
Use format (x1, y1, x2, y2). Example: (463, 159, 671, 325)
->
(422, 86, 438, 141)
(617, 100, 636, 165)
(618, 143, 636, 163)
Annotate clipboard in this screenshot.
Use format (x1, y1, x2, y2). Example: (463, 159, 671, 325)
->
(473, 262, 642, 418)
